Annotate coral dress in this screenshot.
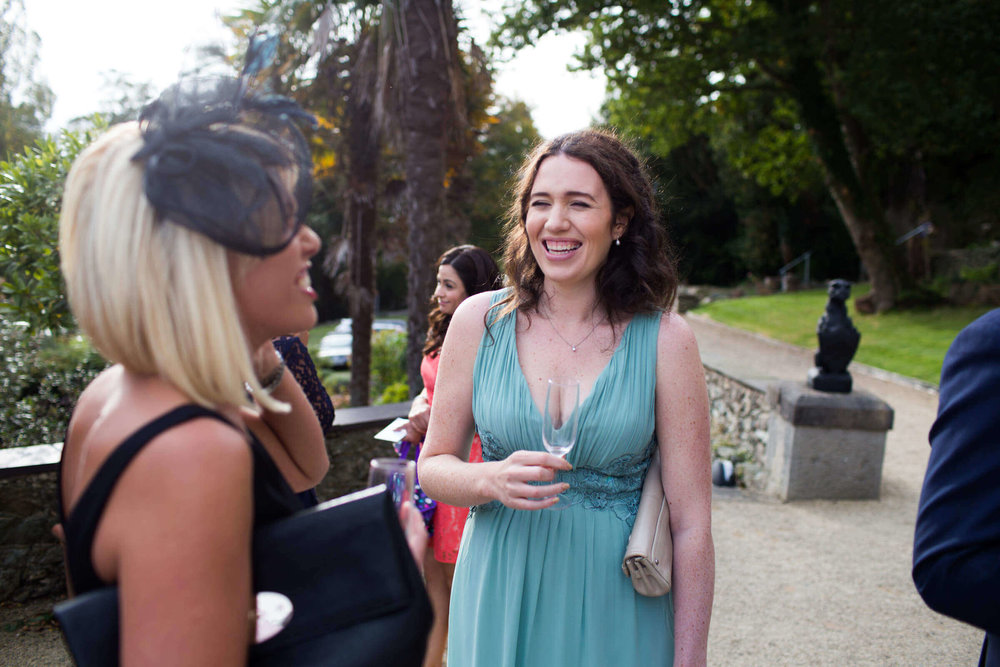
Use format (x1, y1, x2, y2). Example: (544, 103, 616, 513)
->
(421, 352, 483, 563)
(447, 297, 674, 666)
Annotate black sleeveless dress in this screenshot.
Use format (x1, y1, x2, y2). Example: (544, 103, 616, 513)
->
(57, 404, 302, 596)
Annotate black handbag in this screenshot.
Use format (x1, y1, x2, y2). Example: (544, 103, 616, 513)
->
(53, 486, 433, 666)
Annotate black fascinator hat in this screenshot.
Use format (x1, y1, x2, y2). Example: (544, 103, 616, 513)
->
(132, 71, 316, 256)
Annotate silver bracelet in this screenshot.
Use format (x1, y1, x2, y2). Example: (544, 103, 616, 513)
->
(258, 358, 286, 392)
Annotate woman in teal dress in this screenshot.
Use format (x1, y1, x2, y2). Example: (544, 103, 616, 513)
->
(419, 129, 714, 666)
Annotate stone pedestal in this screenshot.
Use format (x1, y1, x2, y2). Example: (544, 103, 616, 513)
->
(765, 381, 894, 501)
(807, 366, 852, 393)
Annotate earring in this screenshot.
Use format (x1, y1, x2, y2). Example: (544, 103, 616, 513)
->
(614, 237, 621, 246)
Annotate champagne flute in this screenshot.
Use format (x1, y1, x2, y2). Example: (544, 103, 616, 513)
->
(542, 378, 580, 503)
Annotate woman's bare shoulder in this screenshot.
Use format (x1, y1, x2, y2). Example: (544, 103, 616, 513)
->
(656, 310, 698, 353)
(456, 289, 500, 317)
(449, 290, 501, 334)
(109, 417, 253, 521)
(70, 365, 123, 423)
(95, 411, 255, 610)
(66, 369, 252, 516)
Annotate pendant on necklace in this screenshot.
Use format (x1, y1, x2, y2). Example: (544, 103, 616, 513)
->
(542, 306, 601, 353)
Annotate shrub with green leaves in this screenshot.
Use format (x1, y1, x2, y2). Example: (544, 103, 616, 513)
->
(378, 381, 410, 405)
(958, 262, 999, 284)
(370, 330, 408, 403)
(0, 321, 107, 448)
(0, 123, 104, 333)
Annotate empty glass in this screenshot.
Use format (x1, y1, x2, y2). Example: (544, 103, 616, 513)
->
(367, 458, 416, 510)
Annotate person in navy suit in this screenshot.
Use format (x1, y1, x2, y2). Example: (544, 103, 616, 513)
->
(913, 308, 1000, 666)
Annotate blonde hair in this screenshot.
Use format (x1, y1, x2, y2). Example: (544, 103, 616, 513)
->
(59, 122, 286, 412)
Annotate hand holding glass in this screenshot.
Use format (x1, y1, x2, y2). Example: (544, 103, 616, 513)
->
(542, 378, 580, 501)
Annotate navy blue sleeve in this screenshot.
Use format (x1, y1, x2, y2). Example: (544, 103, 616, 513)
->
(273, 336, 336, 435)
(913, 308, 1000, 635)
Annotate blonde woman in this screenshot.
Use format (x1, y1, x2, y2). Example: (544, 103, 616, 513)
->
(56, 78, 424, 665)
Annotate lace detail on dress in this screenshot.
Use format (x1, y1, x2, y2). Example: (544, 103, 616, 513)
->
(478, 429, 505, 463)
(274, 336, 335, 434)
(470, 429, 504, 515)
(560, 445, 655, 523)
(472, 430, 658, 522)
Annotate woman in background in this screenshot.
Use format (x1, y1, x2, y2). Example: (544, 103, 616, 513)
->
(404, 244, 500, 667)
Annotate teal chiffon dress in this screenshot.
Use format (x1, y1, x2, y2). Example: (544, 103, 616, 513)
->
(448, 298, 674, 666)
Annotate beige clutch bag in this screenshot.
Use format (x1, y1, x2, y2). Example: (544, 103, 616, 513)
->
(622, 449, 673, 597)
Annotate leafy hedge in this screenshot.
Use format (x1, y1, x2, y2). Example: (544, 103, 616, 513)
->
(0, 123, 104, 333)
(0, 321, 107, 449)
(0, 123, 109, 448)
(370, 330, 407, 402)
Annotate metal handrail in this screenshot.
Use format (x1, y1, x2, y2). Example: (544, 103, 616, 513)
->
(895, 221, 933, 245)
(778, 251, 812, 289)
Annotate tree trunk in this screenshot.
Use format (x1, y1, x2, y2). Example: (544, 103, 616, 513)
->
(822, 173, 900, 312)
(344, 33, 379, 406)
(785, 54, 903, 311)
(396, 0, 455, 394)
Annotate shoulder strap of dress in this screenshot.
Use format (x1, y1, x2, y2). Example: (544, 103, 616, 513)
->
(63, 405, 238, 591)
(484, 287, 512, 324)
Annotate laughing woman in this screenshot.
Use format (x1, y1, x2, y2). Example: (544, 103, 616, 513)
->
(418, 129, 714, 666)
(52, 78, 428, 665)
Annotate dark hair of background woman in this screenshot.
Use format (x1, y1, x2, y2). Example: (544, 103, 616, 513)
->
(423, 245, 501, 356)
(498, 128, 678, 327)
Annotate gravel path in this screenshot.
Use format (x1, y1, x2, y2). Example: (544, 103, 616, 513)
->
(0, 597, 69, 666)
(0, 312, 983, 665)
(689, 313, 982, 666)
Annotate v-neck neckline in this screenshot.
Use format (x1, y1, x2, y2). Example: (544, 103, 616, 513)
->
(513, 311, 638, 421)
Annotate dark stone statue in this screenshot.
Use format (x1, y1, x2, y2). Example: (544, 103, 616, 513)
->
(808, 279, 861, 393)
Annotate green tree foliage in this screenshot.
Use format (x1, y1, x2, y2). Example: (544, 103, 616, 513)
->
(0, 0, 53, 158)
(0, 124, 103, 332)
(495, 0, 1000, 311)
(465, 96, 542, 256)
(646, 135, 745, 285)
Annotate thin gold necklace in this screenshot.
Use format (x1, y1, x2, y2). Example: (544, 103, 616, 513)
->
(541, 308, 601, 352)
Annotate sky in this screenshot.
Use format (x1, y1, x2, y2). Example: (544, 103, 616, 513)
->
(24, 0, 606, 139)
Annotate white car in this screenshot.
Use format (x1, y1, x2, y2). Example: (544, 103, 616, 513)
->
(318, 318, 406, 368)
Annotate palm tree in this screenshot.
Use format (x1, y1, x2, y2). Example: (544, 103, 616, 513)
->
(226, 0, 481, 401)
(339, 23, 380, 406)
(392, 0, 462, 392)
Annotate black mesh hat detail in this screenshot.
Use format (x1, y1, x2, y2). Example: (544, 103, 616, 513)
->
(132, 77, 316, 256)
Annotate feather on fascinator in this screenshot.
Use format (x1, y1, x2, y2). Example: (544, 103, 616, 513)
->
(131, 36, 316, 256)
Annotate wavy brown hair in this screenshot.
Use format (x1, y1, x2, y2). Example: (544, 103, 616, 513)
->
(495, 128, 677, 326)
(423, 245, 501, 356)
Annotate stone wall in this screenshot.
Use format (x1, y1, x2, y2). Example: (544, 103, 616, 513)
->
(0, 472, 64, 601)
(704, 367, 770, 490)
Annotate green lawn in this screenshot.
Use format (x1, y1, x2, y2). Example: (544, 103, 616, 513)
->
(694, 284, 995, 386)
